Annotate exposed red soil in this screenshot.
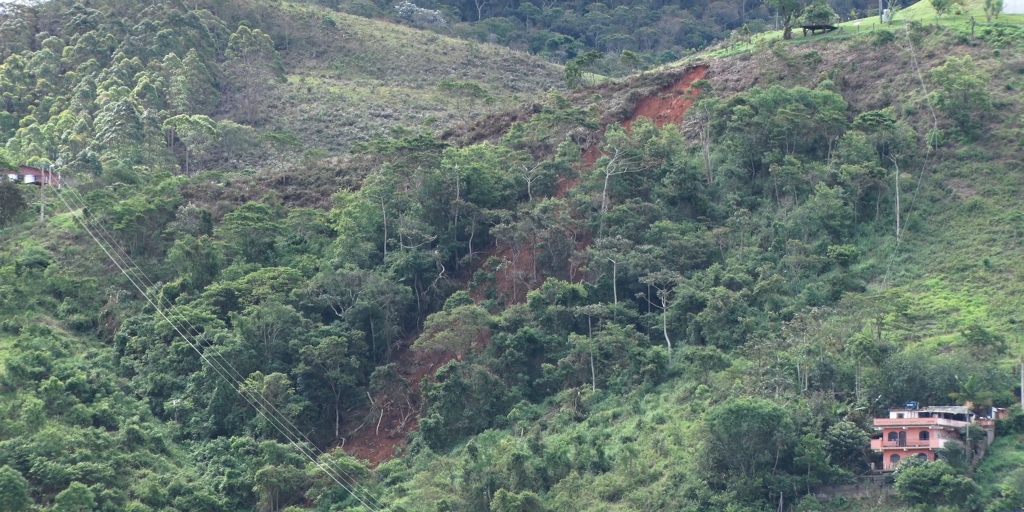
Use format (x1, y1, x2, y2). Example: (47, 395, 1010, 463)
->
(340, 64, 713, 468)
(624, 65, 709, 129)
(340, 345, 455, 467)
(340, 414, 408, 467)
(492, 240, 539, 305)
(555, 175, 581, 198)
(581, 143, 606, 168)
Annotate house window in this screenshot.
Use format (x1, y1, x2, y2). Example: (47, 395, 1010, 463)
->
(888, 432, 899, 442)
(917, 453, 929, 461)
(890, 454, 901, 464)
(897, 413, 904, 419)
(919, 431, 930, 441)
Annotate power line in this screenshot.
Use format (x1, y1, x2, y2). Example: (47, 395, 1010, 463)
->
(51, 184, 385, 512)
(56, 184, 387, 511)
(894, 17, 938, 243)
(877, 17, 938, 291)
(53, 185, 385, 511)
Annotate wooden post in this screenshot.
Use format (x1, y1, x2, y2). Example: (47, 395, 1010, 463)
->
(966, 422, 971, 464)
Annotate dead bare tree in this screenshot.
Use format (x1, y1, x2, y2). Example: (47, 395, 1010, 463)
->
(474, 0, 489, 20)
(598, 146, 640, 234)
(694, 103, 715, 184)
(639, 270, 683, 350)
(519, 163, 543, 202)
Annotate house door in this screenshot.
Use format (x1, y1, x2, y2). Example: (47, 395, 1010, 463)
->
(898, 431, 907, 447)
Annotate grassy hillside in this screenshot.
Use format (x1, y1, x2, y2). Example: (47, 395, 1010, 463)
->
(248, 2, 564, 159)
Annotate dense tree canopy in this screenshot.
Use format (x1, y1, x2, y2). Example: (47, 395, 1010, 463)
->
(0, 0, 1020, 511)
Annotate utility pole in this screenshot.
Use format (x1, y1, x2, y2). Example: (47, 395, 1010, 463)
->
(965, 422, 970, 464)
(890, 154, 902, 243)
(39, 175, 45, 222)
(879, 0, 883, 23)
(895, 168, 900, 241)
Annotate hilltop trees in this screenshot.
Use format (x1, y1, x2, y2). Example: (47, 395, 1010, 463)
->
(800, 0, 838, 25)
(400, 0, 904, 68)
(931, 0, 958, 19)
(984, 0, 1004, 21)
(768, 0, 803, 39)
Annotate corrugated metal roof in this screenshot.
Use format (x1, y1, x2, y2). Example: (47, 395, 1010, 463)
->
(919, 406, 970, 414)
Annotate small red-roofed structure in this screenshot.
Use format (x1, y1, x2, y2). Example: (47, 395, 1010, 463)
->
(5, 165, 60, 185)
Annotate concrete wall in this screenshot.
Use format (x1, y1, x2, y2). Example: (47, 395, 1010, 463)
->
(813, 476, 895, 501)
(1006, 0, 1024, 15)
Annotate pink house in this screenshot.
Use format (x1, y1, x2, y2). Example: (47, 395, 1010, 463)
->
(871, 405, 1004, 471)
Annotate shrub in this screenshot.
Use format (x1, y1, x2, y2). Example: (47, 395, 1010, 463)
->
(0, 181, 27, 227)
(800, 1, 838, 25)
(394, 1, 446, 26)
(895, 460, 979, 507)
(931, 55, 992, 134)
(872, 29, 897, 46)
(343, 2, 383, 19)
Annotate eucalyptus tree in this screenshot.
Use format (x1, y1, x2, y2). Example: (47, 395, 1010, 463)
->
(163, 114, 217, 175)
(225, 26, 285, 124)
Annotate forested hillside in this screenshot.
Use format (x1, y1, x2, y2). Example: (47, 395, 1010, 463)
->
(328, 0, 911, 74)
(2, 0, 1024, 511)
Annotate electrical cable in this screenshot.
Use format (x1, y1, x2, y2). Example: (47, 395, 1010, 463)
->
(57, 184, 384, 498)
(53, 185, 384, 512)
(51, 184, 385, 512)
(54, 185, 386, 512)
(894, 17, 938, 243)
(878, 17, 939, 290)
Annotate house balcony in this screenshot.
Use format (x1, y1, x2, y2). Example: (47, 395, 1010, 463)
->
(872, 417, 970, 429)
(871, 437, 951, 450)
